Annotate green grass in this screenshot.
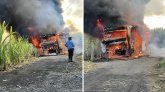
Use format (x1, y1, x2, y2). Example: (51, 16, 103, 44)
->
(0, 21, 34, 70)
(160, 61, 165, 68)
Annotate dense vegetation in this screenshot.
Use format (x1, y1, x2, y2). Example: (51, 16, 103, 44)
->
(84, 34, 101, 61)
(0, 22, 35, 70)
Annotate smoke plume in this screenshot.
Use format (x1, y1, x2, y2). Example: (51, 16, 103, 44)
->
(84, 0, 150, 37)
(149, 28, 165, 57)
(144, 0, 165, 57)
(62, 0, 83, 54)
(0, 0, 64, 36)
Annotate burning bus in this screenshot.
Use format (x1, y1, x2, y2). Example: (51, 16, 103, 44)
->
(40, 33, 61, 55)
(96, 19, 148, 59)
(84, 0, 150, 60)
(102, 25, 143, 59)
(29, 32, 65, 56)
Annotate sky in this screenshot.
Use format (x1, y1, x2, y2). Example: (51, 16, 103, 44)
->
(62, 0, 165, 31)
(61, 0, 83, 54)
(62, 0, 83, 33)
(144, 0, 165, 29)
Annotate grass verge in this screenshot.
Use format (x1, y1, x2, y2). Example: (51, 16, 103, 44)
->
(159, 60, 165, 68)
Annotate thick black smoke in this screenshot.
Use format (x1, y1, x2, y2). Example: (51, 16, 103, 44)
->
(0, 0, 64, 36)
(84, 0, 150, 37)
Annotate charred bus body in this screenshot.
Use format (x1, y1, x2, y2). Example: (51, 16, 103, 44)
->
(40, 33, 62, 56)
(29, 33, 63, 56)
(102, 25, 143, 59)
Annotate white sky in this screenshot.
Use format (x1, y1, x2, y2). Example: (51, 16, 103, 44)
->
(62, 0, 83, 33)
(62, 0, 165, 31)
(144, 0, 165, 29)
(144, 15, 165, 29)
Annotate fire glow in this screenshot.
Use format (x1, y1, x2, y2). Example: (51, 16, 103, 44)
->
(97, 19, 148, 59)
(30, 36, 41, 48)
(28, 27, 65, 56)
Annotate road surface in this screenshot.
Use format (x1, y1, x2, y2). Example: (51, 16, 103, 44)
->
(85, 57, 161, 92)
(0, 55, 82, 92)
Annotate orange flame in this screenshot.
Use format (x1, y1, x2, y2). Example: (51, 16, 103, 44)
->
(53, 33, 59, 41)
(101, 25, 147, 59)
(30, 36, 41, 48)
(131, 29, 143, 58)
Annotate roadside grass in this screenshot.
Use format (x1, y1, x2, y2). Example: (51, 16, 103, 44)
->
(84, 34, 107, 73)
(84, 34, 101, 61)
(159, 60, 165, 68)
(0, 21, 35, 70)
(148, 59, 165, 92)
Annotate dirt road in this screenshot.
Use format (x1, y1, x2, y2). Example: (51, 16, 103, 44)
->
(0, 55, 82, 92)
(85, 57, 162, 92)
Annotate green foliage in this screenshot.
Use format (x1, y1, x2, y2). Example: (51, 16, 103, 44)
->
(0, 21, 34, 70)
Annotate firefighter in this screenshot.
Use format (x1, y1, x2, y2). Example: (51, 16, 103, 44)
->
(65, 37, 74, 62)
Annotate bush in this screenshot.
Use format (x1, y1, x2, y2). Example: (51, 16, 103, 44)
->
(0, 21, 34, 70)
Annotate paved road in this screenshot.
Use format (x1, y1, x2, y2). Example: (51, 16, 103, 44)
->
(0, 55, 82, 92)
(85, 57, 160, 92)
